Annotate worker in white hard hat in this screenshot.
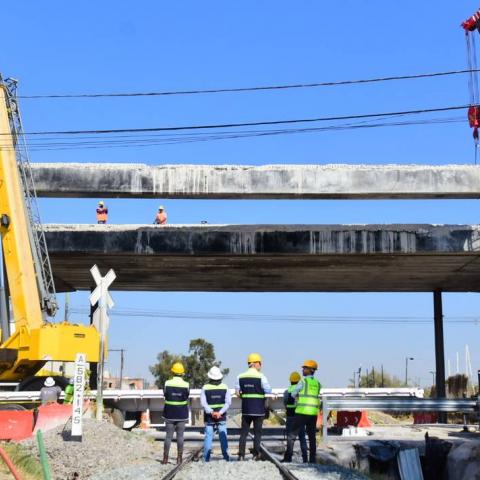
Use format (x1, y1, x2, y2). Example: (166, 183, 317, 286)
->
(235, 353, 272, 461)
(96, 201, 108, 224)
(39, 377, 62, 405)
(200, 366, 231, 462)
(154, 205, 168, 225)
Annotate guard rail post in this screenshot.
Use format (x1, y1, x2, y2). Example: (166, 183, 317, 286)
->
(322, 397, 329, 440)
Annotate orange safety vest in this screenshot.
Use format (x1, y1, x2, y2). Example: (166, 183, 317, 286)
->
(155, 212, 167, 225)
(96, 207, 108, 223)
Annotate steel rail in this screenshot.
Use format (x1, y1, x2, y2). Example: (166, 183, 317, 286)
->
(159, 446, 203, 480)
(258, 442, 301, 480)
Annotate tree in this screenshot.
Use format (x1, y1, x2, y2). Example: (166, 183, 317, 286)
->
(149, 338, 229, 389)
(349, 368, 403, 388)
(182, 339, 229, 388)
(149, 350, 183, 389)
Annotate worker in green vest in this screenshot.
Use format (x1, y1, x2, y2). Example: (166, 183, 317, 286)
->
(64, 378, 74, 404)
(162, 362, 190, 465)
(282, 360, 321, 463)
(283, 371, 307, 462)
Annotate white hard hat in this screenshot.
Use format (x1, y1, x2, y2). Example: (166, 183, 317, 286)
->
(158, 205, 165, 210)
(207, 366, 223, 381)
(44, 377, 55, 387)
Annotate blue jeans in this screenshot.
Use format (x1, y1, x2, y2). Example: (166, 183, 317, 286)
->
(204, 421, 229, 461)
(286, 416, 308, 461)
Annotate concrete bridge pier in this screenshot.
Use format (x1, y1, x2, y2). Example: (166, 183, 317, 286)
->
(434, 290, 447, 423)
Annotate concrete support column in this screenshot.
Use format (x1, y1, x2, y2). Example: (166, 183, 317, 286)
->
(433, 289, 447, 423)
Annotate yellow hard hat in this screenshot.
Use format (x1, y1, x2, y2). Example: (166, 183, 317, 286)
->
(247, 353, 262, 364)
(289, 371, 301, 383)
(302, 360, 318, 370)
(171, 362, 185, 375)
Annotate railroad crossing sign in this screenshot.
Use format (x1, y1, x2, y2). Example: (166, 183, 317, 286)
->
(89, 265, 116, 335)
(89, 265, 116, 421)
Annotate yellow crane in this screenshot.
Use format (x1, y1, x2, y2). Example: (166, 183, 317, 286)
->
(0, 76, 99, 382)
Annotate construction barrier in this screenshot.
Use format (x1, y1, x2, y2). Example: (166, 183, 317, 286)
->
(33, 403, 73, 434)
(0, 410, 34, 441)
(413, 412, 438, 424)
(336, 410, 372, 428)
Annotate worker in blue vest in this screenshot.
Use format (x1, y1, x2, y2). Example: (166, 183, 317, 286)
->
(283, 371, 308, 462)
(235, 352, 272, 461)
(162, 362, 190, 465)
(282, 360, 321, 463)
(200, 366, 231, 462)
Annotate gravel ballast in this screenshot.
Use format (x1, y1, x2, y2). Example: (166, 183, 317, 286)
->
(21, 419, 169, 479)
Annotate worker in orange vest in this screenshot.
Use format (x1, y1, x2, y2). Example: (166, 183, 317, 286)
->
(96, 201, 108, 224)
(154, 205, 167, 225)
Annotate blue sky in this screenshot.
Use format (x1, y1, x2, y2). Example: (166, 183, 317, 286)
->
(3, 2, 480, 387)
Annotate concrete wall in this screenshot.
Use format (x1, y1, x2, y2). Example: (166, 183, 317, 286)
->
(32, 163, 480, 199)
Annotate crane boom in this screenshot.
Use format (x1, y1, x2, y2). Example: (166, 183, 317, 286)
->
(0, 76, 100, 381)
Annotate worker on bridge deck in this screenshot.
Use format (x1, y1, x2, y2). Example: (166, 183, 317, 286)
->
(162, 362, 190, 465)
(235, 352, 272, 461)
(282, 360, 321, 464)
(96, 201, 108, 224)
(201, 366, 231, 462)
(283, 371, 308, 462)
(154, 205, 167, 225)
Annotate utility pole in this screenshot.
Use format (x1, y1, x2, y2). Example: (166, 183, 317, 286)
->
(381, 365, 384, 388)
(109, 349, 126, 389)
(405, 357, 414, 386)
(372, 366, 376, 387)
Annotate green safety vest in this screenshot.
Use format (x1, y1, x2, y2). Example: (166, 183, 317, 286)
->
(64, 384, 74, 405)
(295, 377, 321, 416)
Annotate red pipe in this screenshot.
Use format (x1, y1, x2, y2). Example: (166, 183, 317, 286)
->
(0, 446, 22, 480)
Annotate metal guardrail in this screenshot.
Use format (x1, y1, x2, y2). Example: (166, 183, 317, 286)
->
(322, 396, 480, 440)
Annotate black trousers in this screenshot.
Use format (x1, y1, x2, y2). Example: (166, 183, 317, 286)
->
(284, 414, 317, 463)
(238, 415, 264, 456)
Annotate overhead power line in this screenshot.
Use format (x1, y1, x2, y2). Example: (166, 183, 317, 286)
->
(8, 116, 463, 152)
(17, 69, 480, 99)
(0, 104, 468, 137)
(69, 306, 480, 325)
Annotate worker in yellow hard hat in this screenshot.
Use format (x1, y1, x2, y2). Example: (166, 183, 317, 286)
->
(283, 360, 321, 464)
(283, 372, 307, 462)
(235, 353, 272, 461)
(162, 362, 190, 465)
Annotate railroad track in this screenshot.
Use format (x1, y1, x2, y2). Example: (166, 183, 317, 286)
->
(157, 433, 302, 480)
(159, 446, 203, 480)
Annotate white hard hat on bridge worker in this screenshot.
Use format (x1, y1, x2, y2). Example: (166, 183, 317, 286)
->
(158, 205, 165, 210)
(207, 366, 223, 381)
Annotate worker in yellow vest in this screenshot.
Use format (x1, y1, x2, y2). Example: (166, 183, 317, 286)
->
(283, 372, 307, 462)
(282, 360, 321, 463)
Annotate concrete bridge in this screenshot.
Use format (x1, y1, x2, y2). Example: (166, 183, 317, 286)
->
(32, 163, 480, 199)
(44, 224, 480, 292)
